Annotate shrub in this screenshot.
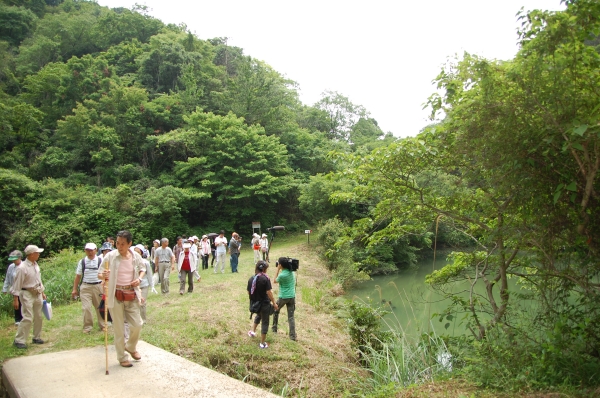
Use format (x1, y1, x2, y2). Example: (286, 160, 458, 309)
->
(316, 218, 369, 288)
(342, 300, 393, 358)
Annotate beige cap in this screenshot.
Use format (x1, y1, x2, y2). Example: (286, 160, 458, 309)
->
(84, 242, 97, 250)
(24, 245, 44, 255)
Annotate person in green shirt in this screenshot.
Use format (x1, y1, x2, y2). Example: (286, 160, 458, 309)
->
(272, 257, 296, 341)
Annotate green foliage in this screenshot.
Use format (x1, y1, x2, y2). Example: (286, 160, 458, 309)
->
(0, 0, 392, 275)
(216, 56, 299, 135)
(298, 173, 362, 223)
(316, 218, 370, 288)
(458, 322, 600, 391)
(0, 168, 36, 245)
(314, 90, 368, 142)
(156, 110, 294, 227)
(342, 300, 392, 358)
(0, 4, 37, 47)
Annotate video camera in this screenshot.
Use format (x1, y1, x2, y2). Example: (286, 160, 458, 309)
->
(277, 257, 299, 272)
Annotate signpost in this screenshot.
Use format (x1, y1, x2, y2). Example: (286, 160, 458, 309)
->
(305, 229, 312, 244)
(252, 222, 261, 235)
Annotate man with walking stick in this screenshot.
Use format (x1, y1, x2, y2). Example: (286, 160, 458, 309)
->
(99, 230, 146, 368)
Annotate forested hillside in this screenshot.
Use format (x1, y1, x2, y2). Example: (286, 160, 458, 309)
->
(0, 0, 394, 255)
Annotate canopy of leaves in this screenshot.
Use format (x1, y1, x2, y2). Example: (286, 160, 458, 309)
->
(0, 0, 386, 258)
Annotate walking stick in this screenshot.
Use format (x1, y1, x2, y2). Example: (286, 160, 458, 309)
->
(103, 260, 109, 375)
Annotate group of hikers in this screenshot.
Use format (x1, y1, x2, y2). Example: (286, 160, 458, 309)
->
(2, 228, 296, 367)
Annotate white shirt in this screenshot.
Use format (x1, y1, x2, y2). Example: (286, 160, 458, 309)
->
(215, 236, 228, 254)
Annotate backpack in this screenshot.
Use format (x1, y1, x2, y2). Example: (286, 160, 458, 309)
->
(248, 275, 262, 318)
(78, 256, 103, 288)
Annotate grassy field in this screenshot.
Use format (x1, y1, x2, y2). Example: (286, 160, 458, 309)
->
(0, 234, 367, 396)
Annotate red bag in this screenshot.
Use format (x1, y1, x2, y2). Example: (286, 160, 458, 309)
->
(115, 289, 136, 302)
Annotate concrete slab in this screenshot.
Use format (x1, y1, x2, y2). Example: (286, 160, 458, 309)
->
(2, 341, 278, 398)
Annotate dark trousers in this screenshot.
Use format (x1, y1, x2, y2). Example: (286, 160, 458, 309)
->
(14, 296, 22, 323)
(210, 251, 216, 265)
(273, 297, 296, 340)
(201, 254, 209, 269)
(253, 303, 272, 335)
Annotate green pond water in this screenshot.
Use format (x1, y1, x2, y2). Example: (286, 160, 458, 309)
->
(348, 254, 537, 337)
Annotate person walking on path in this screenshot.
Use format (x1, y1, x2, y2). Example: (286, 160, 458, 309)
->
(2, 250, 23, 326)
(272, 258, 297, 341)
(229, 232, 241, 273)
(188, 236, 199, 257)
(133, 244, 153, 323)
(11, 245, 46, 349)
(99, 230, 146, 368)
(200, 235, 211, 270)
(247, 261, 278, 349)
(172, 237, 184, 265)
(210, 237, 217, 267)
(214, 230, 228, 274)
(177, 241, 197, 294)
(98, 242, 113, 259)
(154, 238, 175, 294)
(71, 243, 106, 334)
(150, 239, 159, 264)
(259, 234, 269, 261)
(251, 234, 261, 265)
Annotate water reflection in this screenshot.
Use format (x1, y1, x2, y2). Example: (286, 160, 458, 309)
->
(349, 255, 456, 336)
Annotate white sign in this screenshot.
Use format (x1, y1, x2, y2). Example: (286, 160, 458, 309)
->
(305, 230, 312, 234)
(252, 222, 261, 229)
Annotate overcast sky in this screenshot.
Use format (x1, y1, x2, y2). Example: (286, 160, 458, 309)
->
(97, 0, 564, 137)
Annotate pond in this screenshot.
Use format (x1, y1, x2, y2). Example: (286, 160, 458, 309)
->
(347, 253, 536, 337)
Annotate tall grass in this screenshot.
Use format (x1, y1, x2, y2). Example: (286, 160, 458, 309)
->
(343, 296, 453, 395)
(358, 328, 451, 388)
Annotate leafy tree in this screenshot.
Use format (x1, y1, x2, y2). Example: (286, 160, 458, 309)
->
(299, 173, 362, 223)
(0, 97, 44, 158)
(0, 168, 36, 249)
(0, 4, 37, 46)
(155, 110, 294, 228)
(216, 56, 300, 135)
(137, 32, 190, 94)
(102, 39, 144, 76)
(314, 90, 369, 142)
(93, 6, 163, 49)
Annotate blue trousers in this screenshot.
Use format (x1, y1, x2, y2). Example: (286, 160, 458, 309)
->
(230, 253, 239, 273)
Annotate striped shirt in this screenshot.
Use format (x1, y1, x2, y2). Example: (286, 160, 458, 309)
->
(76, 256, 103, 284)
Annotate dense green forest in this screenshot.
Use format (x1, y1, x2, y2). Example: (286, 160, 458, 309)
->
(2, 0, 600, 392)
(0, 0, 396, 256)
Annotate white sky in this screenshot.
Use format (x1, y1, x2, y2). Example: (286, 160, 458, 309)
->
(97, 0, 564, 137)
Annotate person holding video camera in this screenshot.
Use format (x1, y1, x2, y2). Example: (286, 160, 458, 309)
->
(272, 257, 297, 341)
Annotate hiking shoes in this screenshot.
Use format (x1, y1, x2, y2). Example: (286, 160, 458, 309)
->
(248, 331, 256, 337)
(259, 342, 269, 349)
(32, 338, 44, 344)
(13, 341, 26, 349)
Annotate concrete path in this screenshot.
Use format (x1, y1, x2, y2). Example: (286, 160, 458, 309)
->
(2, 340, 278, 398)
